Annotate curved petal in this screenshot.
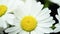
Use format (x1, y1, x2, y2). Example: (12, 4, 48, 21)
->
(14, 0, 43, 19)
(54, 24, 60, 32)
(5, 27, 18, 33)
(19, 30, 29, 34)
(57, 8, 60, 16)
(0, 19, 7, 28)
(55, 15, 60, 21)
(54, 27, 60, 32)
(40, 27, 53, 33)
(55, 23, 60, 27)
(8, 29, 20, 34)
(38, 20, 55, 27)
(39, 8, 51, 16)
(3, 14, 15, 25)
(31, 27, 44, 34)
(41, 17, 53, 23)
(36, 8, 51, 21)
(37, 14, 50, 21)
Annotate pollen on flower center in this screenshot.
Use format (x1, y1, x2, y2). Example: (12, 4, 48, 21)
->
(0, 5, 7, 17)
(20, 16, 37, 32)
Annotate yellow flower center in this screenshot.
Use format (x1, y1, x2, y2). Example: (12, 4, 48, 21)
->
(21, 16, 37, 32)
(0, 5, 7, 17)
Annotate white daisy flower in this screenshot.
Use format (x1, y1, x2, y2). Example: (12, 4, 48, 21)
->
(55, 8, 60, 32)
(50, 0, 60, 6)
(0, 0, 20, 28)
(5, 0, 55, 34)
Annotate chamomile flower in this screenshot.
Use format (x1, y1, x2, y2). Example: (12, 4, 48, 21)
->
(5, 0, 55, 34)
(0, 0, 20, 28)
(55, 8, 60, 32)
(50, 0, 60, 6)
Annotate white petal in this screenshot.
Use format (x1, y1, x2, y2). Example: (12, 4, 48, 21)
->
(39, 8, 51, 16)
(55, 23, 60, 27)
(55, 15, 60, 21)
(40, 27, 53, 33)
(19, 30, 29, 34)
(2, 21, 7, 28)
(30, 2, 43, 16)
(43, 17, 53, 23)
(13, 18, 20, 27)
(31, 31, 43, 34)
(37, 2, 43, 11)
(32, 25, 53, 34)
(37, 14, 50, 21)
(57, 8, 60, 16)
(14, 7, 26, 19)
(0, 19, 7, 28)
(22, 0, 43, 16)
(36, 8, 51, 21)
(38, 20, 55, 27)
(38, 17, 53, 23)
(54, 27, 60, 32)
(3, 14, 15, 25)
(5, 27, 18, 33)
(14, 0, 43, 19)
(31, 27, 44, 34)
(8, 29, 20, 34)
(9, 0, 22, 10)
(53, 25, 60, 32)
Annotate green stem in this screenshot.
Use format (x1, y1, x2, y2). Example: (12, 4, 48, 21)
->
(44, 0, 50, 8)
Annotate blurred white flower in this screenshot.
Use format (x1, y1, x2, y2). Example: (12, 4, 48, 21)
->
(0, 0, 20, 28)
(50, 0, 60, 6)
(5, 0, 55, 34)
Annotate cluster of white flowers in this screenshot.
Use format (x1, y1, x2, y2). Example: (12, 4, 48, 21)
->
(0, 0, 60, 34)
